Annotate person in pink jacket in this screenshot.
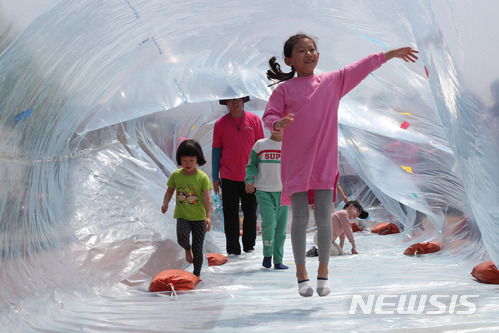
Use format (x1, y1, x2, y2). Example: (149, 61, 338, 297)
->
(262, 33, 418, 297)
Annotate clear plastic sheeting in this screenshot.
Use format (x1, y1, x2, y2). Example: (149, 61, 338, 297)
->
(0, 0, 498, 332)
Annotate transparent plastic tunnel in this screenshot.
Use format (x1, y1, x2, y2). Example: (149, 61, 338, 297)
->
(1, 0, 499, 332)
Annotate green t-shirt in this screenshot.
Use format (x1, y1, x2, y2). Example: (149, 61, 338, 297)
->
(167, 168, 213, 221)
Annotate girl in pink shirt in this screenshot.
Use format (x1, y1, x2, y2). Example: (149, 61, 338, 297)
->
(262, 33, 418, 297)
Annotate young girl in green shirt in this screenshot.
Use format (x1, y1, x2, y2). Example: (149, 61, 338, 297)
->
(162, 139, 213, 277)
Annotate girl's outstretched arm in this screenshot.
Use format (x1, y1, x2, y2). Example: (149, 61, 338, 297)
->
(384, 47, 419, 62)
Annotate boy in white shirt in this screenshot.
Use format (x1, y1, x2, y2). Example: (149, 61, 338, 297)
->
(245, 131, 289, 269)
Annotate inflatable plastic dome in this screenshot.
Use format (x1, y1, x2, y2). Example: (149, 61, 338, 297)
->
(1, 0, 498, 331)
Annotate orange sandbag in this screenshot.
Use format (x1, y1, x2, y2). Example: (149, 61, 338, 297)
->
(471, 260, 499, 284)
(149, 269, 201, 292)
(207, 253, 229, 266)
(404, 242, 441, 255)
(350, 222, 364, 232)
(371, 222, 400, 235)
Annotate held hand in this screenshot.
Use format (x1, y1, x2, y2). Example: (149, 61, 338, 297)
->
(342, 196, 349, 204)
(274, 113, 295, 130)
(245, 182, 255, 194)
(205, 218, 211, 232)
(161, 204, 168, 214)
(385, 47, 419, 63)
(213, 180, 221, 194)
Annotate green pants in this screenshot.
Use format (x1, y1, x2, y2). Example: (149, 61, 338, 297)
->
(255, 191, 289, 264)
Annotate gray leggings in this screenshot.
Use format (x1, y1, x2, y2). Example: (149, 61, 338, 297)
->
(290, 190, 333, 265)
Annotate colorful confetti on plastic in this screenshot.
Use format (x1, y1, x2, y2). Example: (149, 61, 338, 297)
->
(413, 193, 418, 198)
(191, 124, 196, 130)
(174, 78, 187, 103)
(400, 121, 410, 130)
(424, 66, 429, 78)
(359, 35, 388, 48)
(401, 165, 413, 173)
(14, 109, 33, 123)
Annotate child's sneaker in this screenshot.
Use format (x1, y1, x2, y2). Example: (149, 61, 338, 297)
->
(306, 246, 318, 257)
(274, 263, 289, 269)
(262, 256, 272, 268)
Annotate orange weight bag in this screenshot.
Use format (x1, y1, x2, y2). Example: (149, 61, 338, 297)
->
(207, 253, 229, 266)
(371, 222, 400, 235)
(471, 260, 499, 284)
(350, 222, 364, 232)
(149, 269, 201, 293)
(404, 242, 441, 255)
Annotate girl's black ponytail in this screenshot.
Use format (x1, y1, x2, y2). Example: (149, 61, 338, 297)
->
(266, 56, 296, 87)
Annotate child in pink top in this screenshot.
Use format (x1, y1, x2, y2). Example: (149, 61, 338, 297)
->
(262, 33, 418, 297)
(308, 200, 369, 257)
(332, 201, 369, 254)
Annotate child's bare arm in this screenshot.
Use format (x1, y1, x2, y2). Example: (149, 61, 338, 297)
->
(350, 240, 359, 254)
(203, 189, 212, 231)
(337, 184, 348, 203)
(161, 187, 175, 213)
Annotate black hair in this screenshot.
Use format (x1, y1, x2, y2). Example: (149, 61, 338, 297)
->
(176, 139, 207, 166)
(266, 33, 318, 86)
(343, 200, 369, 219)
